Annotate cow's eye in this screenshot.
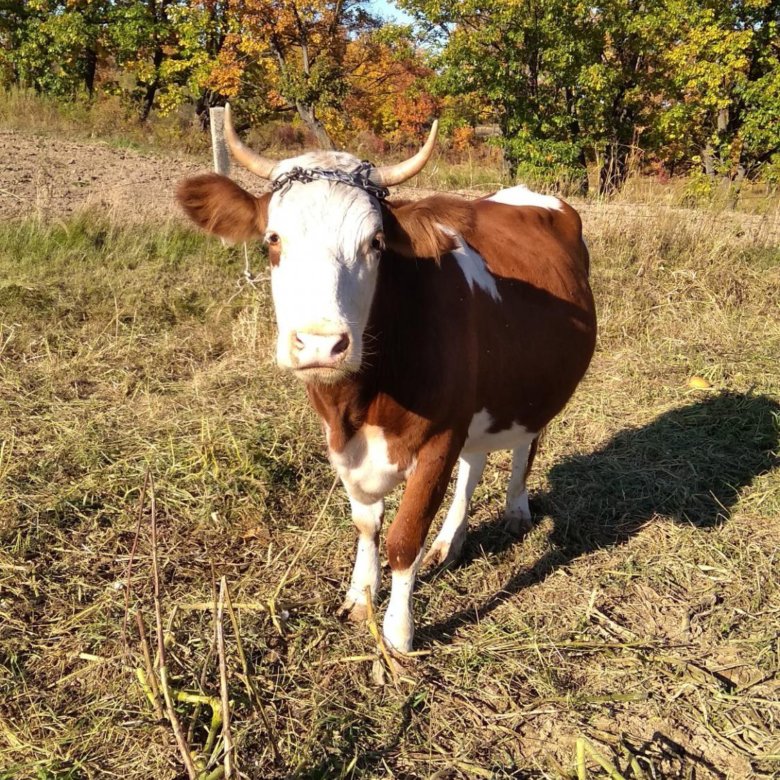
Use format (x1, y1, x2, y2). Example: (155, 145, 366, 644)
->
(267, 232, 280, 246)
(371, 233, 385, 251)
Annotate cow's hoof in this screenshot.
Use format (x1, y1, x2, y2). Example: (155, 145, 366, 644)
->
(503, 511, 533, 537)
(422, 534, 464, 569)
(372, 654, 410, 685)
(382, 631, 413, 656)
(336, 597, 368, 623)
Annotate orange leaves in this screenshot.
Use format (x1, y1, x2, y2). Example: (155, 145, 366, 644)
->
(341, 34, 439, 144)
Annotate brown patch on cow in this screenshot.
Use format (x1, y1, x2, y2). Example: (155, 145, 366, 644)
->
(382, 196, 475, 260)
(307, 194, 595, 573)
(176, 173, 270, 243)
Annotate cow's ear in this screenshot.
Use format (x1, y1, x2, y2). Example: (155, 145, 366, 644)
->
(176, 173, 269, 243)
(382, 197, 474, 260)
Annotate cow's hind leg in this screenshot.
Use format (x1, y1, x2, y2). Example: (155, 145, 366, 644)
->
(504, 435, 540, 535)
(423, 452, 487, 568)
(337, 496, 384, 622)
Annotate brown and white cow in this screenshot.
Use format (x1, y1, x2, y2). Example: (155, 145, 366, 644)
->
(177, 105, 596, 653)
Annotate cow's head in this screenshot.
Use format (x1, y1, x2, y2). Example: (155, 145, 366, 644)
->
(177, 105, 437, 384)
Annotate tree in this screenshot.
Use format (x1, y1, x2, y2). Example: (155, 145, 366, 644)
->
(399, 0, 594, 191)
(575, 0, 672, 194)
(341, 26, 439, 144)
(4, 0, 112, 96)
(109, 0, 190, 121)
(400, 0, 780, 194)
(203, 0, 381, 148)
(655, 0, 780, 186)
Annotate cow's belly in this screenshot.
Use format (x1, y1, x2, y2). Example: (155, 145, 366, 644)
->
(462, 408, 537, 454)
(327, 424, 412, 505)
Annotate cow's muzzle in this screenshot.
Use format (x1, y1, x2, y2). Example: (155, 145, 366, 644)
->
(290, 330, 351, 371)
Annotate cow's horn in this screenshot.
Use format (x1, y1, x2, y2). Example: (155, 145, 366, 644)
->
(370, 120, 439, 187)
(222, 103, 277, 179)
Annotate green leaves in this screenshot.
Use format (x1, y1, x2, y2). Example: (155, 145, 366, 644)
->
(404, 0, 780, 191)
(2, 0, 777, 185)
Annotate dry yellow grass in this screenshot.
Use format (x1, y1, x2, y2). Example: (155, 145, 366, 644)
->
(0, 150, 779, 779)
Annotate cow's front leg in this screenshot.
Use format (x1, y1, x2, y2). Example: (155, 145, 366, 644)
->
(337, 495, 384, 622)
(384, 435, 461, 653)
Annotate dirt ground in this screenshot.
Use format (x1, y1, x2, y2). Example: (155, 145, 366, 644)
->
(1, 129, 778, 246)
(0, 129, 262, 222)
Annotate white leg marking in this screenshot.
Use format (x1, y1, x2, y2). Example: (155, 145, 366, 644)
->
(338, 496, 383, 621)
(504, 439, 536, 535)
(383, 550, 423, 654)
(463, 408, 536, 454)
(423, 452, 487, 568)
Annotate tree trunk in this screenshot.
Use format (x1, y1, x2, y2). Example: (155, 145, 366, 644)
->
(727, 163, 746, 210)
(139, 79, 158, 122)
(139, 48, 164, 122)
(295, 101, 334, 149)
(701, 144, 717, 178)
(598, 142, 630, 196)
(565, 87, 589, 195)
(196, 89, 222, 131)
(84, 45, 97, 96)
(575, 146, 589, 196)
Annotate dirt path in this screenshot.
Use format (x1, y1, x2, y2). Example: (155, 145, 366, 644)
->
(0, 129, 472, 222)
(0, 129, 262, 222)
(1, 129, 778, 243)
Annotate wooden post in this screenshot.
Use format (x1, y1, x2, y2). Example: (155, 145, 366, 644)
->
(209, 106, 231, 177)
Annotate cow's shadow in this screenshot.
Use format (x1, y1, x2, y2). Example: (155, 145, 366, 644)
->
(419, 391, 779, 644)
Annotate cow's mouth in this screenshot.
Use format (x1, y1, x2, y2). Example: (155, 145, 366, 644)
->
(291, 363, 355, 384)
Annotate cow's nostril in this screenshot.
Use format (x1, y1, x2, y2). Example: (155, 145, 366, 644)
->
(293, 333, 304, 351)
(332, 334, 350, 357)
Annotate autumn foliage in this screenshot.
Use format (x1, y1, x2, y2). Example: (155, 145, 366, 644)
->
(1, 0, 778, 191)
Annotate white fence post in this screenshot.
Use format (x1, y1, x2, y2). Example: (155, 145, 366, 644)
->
(209, 106, 231, 177)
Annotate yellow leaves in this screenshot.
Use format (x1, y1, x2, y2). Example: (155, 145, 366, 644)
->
(207, 48, 244, 98)
(451, 125, 476, 151)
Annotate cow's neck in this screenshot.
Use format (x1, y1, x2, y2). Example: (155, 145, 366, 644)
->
(306, 370, 376, 453)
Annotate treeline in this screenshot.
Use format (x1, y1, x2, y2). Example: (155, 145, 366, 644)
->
(1, 0, 778, 194)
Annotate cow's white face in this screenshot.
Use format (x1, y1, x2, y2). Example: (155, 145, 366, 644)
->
(178, 117, 437, 383)
(265, 152, 384, 384)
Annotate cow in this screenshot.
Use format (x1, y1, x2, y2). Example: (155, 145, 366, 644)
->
(177, 105, 597, 654)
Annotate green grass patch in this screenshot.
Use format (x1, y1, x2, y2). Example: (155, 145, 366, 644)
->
(0, 207, 778, 778)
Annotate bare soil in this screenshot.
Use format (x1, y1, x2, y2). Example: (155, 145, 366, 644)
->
(0, 129, 263, 222)
(2, 129, 778, 246)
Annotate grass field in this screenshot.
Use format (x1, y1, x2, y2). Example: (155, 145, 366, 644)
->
(0, 196, 779, 779)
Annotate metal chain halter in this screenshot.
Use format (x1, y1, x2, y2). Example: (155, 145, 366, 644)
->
(270, 161, 390, 201)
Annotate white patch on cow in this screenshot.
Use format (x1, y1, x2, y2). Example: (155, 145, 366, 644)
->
(504, 440, 535, 533)
(424, 452, 487, 567)
(328, 424, 406, 506)
(343, 495, 383, 610)
(462, 408, 537, 454)
(383, 548, 423, 654)
(438, 225, 501, 302)
(266, 152, 384, 377)
(488, 185, 563, 211)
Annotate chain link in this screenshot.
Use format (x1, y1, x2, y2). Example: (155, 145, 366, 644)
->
(270, 161, 389, 201)
(236, 162, 387, 294)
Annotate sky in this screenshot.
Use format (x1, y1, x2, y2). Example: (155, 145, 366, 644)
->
(368, 0, 416, 24)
